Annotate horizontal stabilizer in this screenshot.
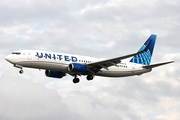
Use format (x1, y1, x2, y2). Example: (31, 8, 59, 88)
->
(142, 61, 174, 69)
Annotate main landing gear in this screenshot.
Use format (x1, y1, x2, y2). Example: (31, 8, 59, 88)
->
(72, 75, 94, 84)
(87, 75, 94, 81)
(73, 75, 80, 83)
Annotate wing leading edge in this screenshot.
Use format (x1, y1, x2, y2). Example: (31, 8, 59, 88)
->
(86, 50, 145, 73)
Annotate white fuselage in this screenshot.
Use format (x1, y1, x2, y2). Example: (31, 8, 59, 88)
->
(5, 50, 152, 77)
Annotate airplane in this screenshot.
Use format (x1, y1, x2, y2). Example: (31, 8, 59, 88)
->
(5, 34, 174, 83)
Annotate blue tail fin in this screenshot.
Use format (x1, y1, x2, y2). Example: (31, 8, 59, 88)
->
(130, 34, 157, 65)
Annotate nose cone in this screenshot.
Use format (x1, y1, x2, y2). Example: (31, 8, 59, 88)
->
(5, 55, 9, 61)
(5, 55, 13, 63)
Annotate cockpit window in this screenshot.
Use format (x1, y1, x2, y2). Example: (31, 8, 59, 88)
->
(12, 52, 21, 55)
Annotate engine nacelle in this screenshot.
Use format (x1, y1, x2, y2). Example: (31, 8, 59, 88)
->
(68, 63, 87, 73)
(45, 70, 66, 78)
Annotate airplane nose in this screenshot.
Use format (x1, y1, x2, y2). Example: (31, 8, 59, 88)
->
(5, 55, 13, 63)
(5, 55, 9, 61)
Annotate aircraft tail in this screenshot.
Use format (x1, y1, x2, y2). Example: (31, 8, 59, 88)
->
(130, 34, 157, 65)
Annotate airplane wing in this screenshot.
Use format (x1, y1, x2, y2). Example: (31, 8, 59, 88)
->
(86, 38, 154, 73)
(86, 50, 144, 73)
(142, 61, 174, 69)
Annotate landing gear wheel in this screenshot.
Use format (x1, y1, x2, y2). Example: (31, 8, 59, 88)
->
(19, 70, 24, 74)
(87, 75, 94, 81)
(73, 78, 80, 83)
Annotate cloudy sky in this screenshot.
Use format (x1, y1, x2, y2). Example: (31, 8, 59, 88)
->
(0, 0, 180, 119)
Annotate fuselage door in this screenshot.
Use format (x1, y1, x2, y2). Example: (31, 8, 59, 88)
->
(27, 51, 32, 60)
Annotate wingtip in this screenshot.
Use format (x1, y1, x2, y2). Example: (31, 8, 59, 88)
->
(170, 61, 175, 63)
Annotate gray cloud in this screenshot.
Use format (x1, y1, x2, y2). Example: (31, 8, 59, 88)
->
(0, 74, 83, 120)
(1, 0, 179, 56)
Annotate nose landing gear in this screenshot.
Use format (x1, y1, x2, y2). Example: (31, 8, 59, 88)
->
(14, 64, 24, 74)
(19, 69, 24, 74)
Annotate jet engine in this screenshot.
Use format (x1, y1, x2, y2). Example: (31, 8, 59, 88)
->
(45, 70, 66, 78)
(68, 63, 87, 73)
